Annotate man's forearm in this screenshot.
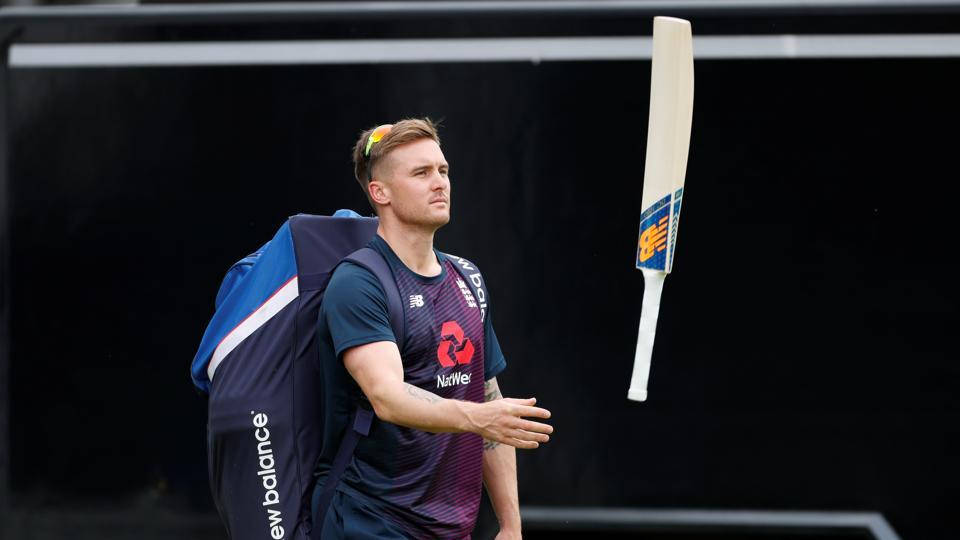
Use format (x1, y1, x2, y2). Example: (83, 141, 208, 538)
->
(484, 440, 521, 533)
(345, 341, 552, 449)
(481, 378, 522, 534)
(370, 381, 476, 434)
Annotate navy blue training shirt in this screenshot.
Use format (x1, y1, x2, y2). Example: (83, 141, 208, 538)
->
(315, 235, 506, 538)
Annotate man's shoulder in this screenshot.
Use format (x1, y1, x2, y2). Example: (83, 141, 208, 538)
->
(331, 259, 376, 280)
(326, 261, 387, 302)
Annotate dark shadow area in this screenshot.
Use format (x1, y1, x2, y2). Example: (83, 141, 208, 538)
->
(3, 4, 958, 540)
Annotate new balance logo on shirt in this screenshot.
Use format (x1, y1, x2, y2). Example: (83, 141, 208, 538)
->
(409, 294, 425, 308)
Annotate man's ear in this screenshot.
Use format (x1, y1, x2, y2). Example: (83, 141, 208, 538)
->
(369, 179, 390, 206)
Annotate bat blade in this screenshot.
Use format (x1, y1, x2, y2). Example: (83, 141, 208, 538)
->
(629, 16, 694, 402)
(637, 16, 694, 276)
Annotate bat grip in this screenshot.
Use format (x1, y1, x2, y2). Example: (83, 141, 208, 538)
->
(628, 268, 666, 402)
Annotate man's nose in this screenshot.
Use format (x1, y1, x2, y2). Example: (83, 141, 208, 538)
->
(431, 171, 448, 189)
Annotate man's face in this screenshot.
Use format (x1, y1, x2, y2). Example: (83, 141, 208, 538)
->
(376, 138, 451, 230)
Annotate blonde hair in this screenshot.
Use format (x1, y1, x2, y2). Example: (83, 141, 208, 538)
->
(351, 118, 441, 211)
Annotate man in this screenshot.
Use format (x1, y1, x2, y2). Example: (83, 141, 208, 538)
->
(313, 118, 553, 539)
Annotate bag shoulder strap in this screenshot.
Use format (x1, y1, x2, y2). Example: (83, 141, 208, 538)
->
(312, 407, 374, 538)
(313, 247, 401, 538)
(342, 247, 406, 352)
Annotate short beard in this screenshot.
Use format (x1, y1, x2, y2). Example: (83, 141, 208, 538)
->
(391, 201, 450, 232)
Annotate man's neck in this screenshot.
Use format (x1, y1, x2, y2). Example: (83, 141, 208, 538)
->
(377, 220, 442, 277)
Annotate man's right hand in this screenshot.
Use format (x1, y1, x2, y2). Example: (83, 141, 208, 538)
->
(464, 397, 553, 449)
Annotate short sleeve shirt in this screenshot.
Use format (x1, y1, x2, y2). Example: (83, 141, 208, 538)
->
(315, 235, 505, 538)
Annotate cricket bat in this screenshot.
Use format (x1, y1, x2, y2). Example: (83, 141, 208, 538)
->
(628, 16, 694, 402)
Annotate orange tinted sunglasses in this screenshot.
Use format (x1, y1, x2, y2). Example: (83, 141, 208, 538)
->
(364, 124, 393, 157)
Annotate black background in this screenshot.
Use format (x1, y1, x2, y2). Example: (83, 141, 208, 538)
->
(4, 6, 960, 540)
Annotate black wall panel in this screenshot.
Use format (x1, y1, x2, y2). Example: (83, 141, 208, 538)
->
(7, 56, 959, 538)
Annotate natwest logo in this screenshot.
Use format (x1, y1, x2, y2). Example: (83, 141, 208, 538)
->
(436, 321, 474, 389)
(437, 371, 471, 388)
(436, 321, 474, 368)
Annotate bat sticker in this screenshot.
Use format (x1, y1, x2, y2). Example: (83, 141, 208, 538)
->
(669, 188, 683, 270)
(636, 194, 672, 271)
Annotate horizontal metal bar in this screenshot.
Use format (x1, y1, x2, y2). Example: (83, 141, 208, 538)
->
(520, 507, 901, 540)
(698, 33, 960, 57)
(2, 0, 960, 26)
(9, 34, 960, 68)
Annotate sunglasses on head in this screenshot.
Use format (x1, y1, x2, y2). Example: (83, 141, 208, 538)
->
(364, 124, 393, 157)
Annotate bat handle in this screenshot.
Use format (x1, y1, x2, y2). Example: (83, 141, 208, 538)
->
(628, 268, 666, 402)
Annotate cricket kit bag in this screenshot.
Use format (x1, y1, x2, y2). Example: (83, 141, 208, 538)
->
(190, 212, 405, 540)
